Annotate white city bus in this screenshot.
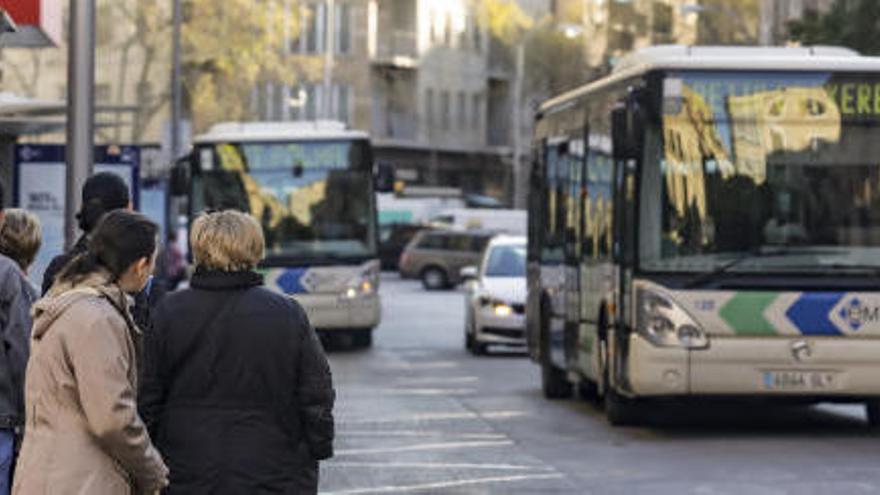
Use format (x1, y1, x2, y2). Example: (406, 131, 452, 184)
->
(527, 45, 880, 425)
(177, 121, 381, 346)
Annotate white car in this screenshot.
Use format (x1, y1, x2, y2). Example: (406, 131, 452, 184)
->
(463, 236, 527, 355)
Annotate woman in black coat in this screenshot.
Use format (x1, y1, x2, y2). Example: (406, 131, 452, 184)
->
(139, 210, 335, 494)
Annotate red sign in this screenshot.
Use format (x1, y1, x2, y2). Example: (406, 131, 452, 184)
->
(0, 0, 62, 47)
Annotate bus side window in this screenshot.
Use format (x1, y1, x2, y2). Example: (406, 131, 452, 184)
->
(527, 145, 544, 262)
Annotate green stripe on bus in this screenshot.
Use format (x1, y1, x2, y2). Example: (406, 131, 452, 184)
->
(719, 292, 779, 336)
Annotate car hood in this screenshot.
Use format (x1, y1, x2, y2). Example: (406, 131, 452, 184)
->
(480, 277, 526, 304)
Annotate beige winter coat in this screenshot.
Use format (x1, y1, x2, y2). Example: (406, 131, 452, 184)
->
(12, 271, 168, 495)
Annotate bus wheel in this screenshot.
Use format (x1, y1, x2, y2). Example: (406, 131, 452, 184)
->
(578, 379, 600, 402)
(352, 329, 373, 349)
(605, 388, 640, 427)
(539, 301, 572, 399)
(541, 359, 572, 399)
(866, 401, 880, 428)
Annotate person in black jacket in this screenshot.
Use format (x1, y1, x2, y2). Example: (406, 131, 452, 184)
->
(139, 210, 335, 494)
(42, 172, 159, 332)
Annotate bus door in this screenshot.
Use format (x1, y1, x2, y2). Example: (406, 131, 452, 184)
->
(543, 139, 569, 370)
(563, 137, 586, 369)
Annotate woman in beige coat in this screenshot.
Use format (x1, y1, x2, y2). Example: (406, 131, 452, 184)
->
(13, 210, 168, 494)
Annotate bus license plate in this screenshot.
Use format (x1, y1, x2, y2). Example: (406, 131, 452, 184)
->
(762, 370, 838, 391)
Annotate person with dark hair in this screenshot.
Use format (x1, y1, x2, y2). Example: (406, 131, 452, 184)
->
(0, 191, 41, 494)
(13, 210, 169, 495)
(140, 210, 335, 494)
(41, 172, 131, 296)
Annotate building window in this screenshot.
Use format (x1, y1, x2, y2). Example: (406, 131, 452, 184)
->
(444, 13, 452, 46)
(95, 83, 112, 103)
(293, 3, 326, 54)
(440, 91, 450, 130)
(430, 11, 437, 44)
(334, 84, 352, 124)
(290, 84, 320, 121)
(335, 3, 352, 55)
(457, 91, 466, 129)
(425, 88, 434, 128)
(472, 93, 483, 130)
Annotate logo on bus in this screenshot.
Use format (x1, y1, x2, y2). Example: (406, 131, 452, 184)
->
(838, 297, 879, 331)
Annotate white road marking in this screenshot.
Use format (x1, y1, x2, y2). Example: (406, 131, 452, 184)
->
(375, 388, 476, 396)
(396, 376, 479, 385)
(325, 461, 556, 472)
(319, 473, 566, 495)
(383, 361, 458, 370)
(335, 440, 514, 456)
(338, 410, 527, 425)
(339, 430, 507, 440)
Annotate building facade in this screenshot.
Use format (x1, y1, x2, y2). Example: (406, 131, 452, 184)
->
(252, 0, 557, 204)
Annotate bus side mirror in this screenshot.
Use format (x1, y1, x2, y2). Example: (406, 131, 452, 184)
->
(170, 154, 192, 197)
(612, 106, 644, 161)
(374, 163, 395, 193)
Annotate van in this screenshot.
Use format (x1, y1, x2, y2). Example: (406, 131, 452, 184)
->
(399, 230, 494, 290)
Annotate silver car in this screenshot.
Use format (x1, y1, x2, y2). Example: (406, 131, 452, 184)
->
(462, 236, 527, 355)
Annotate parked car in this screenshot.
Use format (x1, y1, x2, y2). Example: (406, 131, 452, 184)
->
(379, 223, 431, 271)
(399, 230, 494, 290)
(462, 236, 527, 355)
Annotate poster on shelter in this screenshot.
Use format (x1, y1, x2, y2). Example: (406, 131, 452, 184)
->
(15, 145, 139, 287)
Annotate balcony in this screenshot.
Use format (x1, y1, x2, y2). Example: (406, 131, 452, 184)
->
(373, 29, 418, 69)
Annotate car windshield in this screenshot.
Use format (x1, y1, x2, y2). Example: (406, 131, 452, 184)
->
(640, 71, 880, 274)
(484, 244, 526, 277)
(192, 140, 376, 260)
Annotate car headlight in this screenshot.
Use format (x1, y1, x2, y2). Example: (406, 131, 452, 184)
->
(635, 288, 708, 349)
(477, 295, 514, 317)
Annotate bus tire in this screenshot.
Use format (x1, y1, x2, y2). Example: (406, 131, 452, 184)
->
(605, 388, 640, 427)
(866, 400, 880, 428)
(540, 302, 572, 399)
(578, 379, 600, 402)
(421, 267, 448, 291)
(352, 329, 373, 348)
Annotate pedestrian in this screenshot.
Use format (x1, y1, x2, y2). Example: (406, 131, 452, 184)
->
(139, 210, 335, 494)
(41, 172, 160, 332)
(0, 205, 42, 494)
(156, 230, 186, 292)
(0, 209, 42, 278)
(13, 210, 169, 495)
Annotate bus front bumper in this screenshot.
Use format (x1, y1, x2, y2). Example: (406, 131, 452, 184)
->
(291, 293, 381, 331)
(627, 334, 880, 398)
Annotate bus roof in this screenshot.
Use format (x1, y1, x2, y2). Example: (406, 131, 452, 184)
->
(539, 45, 880, 114)
(194, 121, 370, 143)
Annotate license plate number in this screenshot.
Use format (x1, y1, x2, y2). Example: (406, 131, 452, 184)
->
(762, 370, 837, 391)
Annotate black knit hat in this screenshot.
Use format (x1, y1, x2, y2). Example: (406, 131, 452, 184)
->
(77, 172, 131, 233)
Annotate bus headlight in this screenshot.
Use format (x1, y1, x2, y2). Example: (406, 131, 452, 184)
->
(636, 288, 708, 349)
(342, 268, 379, 300)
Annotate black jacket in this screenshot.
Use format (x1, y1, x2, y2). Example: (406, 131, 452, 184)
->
(139, 269, 335, 495)
(41, 235, 89, 297)
(43, 235, 160, 332)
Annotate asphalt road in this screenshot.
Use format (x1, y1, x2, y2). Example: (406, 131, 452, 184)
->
(319, 275, 880, 495)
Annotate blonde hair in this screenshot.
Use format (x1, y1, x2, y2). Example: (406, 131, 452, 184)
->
(191, 210, 265, 271)
(0, 209, 42, 271)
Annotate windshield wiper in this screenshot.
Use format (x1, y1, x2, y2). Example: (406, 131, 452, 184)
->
(683, 247, 828, 289)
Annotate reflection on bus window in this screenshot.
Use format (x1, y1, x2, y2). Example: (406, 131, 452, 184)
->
(641, 71, 880, 273)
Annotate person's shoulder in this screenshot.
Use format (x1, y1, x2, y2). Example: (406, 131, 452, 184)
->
(248, 286, 305, 316)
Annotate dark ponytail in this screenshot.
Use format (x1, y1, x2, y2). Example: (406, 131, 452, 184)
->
(58, 210, 158, 285)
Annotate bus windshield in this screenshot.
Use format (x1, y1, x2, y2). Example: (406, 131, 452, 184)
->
(640, 71, 880, 275)
(192, 140, 376, 261)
